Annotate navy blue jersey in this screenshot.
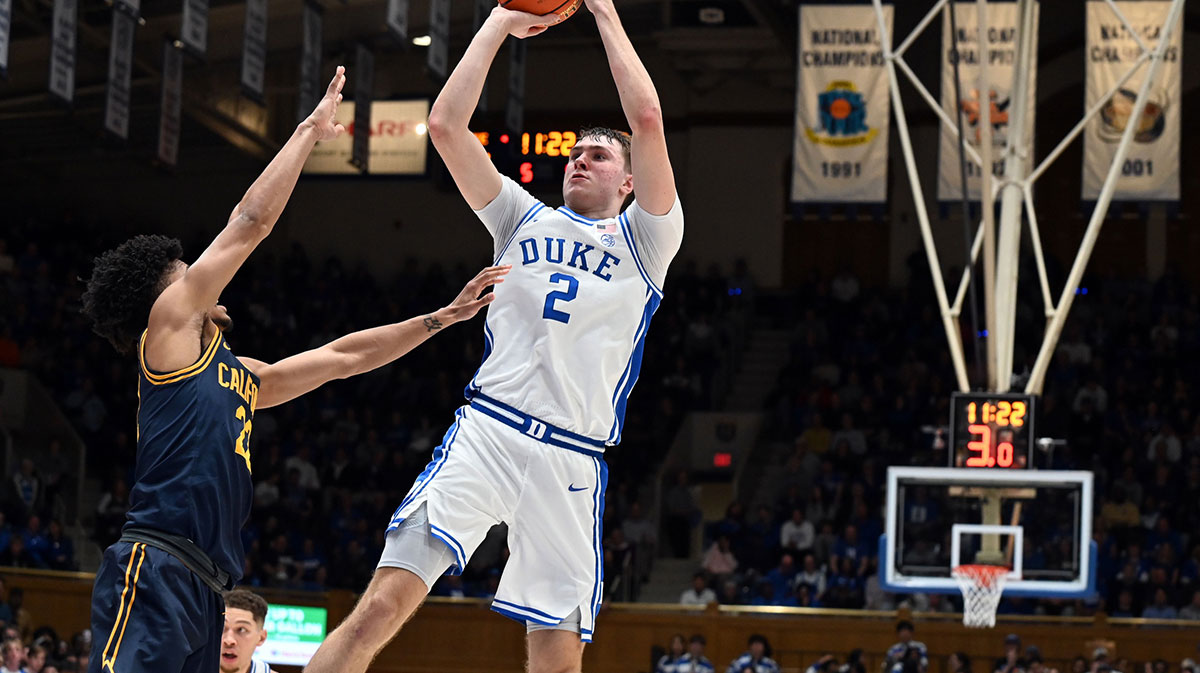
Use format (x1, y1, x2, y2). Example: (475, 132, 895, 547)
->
(126, 330, 259, 581)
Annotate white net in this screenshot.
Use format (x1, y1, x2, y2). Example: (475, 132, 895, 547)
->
(952, 564, 1010, 628)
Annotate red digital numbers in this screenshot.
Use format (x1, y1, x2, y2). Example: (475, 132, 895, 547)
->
(519, 162, 533, 184)
(966, 424, 994, 467)
(966, 423, 1016, 468)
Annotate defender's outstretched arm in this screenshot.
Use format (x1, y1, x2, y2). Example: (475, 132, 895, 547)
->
(243, 265, 509, 409)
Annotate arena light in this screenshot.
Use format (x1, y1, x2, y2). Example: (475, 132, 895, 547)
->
(412, 35, 432, 47)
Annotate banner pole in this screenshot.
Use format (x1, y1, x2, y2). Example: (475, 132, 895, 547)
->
(1026, 0, 1185, 394)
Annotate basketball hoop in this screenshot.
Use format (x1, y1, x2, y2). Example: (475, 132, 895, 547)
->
(952, 564, 1010, 628)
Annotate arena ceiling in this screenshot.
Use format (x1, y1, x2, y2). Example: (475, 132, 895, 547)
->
(0, 1, 1198, 175)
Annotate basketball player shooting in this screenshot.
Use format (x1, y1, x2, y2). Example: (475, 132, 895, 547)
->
(79, 66, 508, 673)
(302, 1, 683, 672)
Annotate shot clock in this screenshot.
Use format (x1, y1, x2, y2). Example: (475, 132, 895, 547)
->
(948, 392, 1036, 469)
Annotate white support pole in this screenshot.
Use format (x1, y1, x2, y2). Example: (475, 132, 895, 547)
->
(952, 219, 986, 315)
(894, 57, 985, 168)
(1026, 0, 1186, 395)
(1022, 184, 1055, 317)
(973, 0, 998, 391)
(993, 0, 1037, 392)
(872, 0, 971, 392)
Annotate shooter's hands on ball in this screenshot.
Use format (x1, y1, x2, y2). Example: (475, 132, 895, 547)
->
(303, 65, 348, 141)
(434, 265, 511, 326)
(491, 5, 562, 39)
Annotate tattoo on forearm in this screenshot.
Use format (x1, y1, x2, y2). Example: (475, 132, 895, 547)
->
(423, 316, 443, 332)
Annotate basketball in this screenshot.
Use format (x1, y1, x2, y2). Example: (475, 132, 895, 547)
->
(499, 0, 584, 22)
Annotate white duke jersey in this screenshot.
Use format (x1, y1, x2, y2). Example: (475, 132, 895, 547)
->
(468, 176, 684, 446)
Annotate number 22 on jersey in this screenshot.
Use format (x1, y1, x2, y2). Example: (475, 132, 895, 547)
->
(234, 405, 253, 472)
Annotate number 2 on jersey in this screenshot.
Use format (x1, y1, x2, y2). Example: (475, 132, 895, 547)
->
(234, 405, 253, 472)
(543, 273, 579, 324)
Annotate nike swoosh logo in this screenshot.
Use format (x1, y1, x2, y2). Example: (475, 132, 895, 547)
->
(568, 484, 588, 492)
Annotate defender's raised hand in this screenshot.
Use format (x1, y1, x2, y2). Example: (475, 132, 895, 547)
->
(432, 264, 512, 328)
(304, 66, 348, 141)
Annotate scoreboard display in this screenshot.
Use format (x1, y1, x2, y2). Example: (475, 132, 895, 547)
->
(948, 392, 1036, 469)
(474, 129, 578, 185)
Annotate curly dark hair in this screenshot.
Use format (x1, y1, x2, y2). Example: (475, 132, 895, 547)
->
(224, 588, 269, 626)
(577, 126, 632, 172)
(81, 234, 183, 355)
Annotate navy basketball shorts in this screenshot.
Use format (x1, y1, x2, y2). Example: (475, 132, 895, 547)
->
(88, 541, 224, 673)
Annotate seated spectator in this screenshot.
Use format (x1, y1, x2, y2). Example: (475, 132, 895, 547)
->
(949, 653, 973, 673)
(680, 573, 716, 606)
(42, 520, 73, 572)
(0, 538, 34, 569)
(94, 477, 130, 548)
(780, 508, 814, 555)
(0, 638, 24, 673)
(702, 535, 738, 579)
(794, 583, 821, 608)
(764, 554, 798, 600)
(8, 459, 41, 522)
(25, 643, 47, 673)
(743, 506, 777, 572)
(993, 634, 1027, 673)
(1141, 587, 1178, 619)
(807, 654, 838, 673)
(823, 558, 864, 609)
(665, 471, 699, 558)
(1111, 589, 1136, 617)
(831, 524, 869, 576)
(622, 502, 657, 583)
(727, 635, 780, 673)
(885, 621, 928, 673)
(656, 634, 688, 673)
(717, 580, 742, 606)
(21, 517, 49, 569)
(1179, 589, 1200, 620)
(681, 634, 715, 673)
(795, 553, 827, 598)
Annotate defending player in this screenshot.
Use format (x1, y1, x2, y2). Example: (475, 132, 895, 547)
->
(80, 67, 509, 673)
(221, 590, 276, 673)
(303, 0, 683, 671)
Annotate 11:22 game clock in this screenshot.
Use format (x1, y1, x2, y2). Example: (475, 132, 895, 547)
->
(948, 392, 1036, 469)
(473, 130, 578, 185)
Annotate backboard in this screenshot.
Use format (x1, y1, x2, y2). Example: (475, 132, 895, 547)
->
(880, 467, 1095, 598)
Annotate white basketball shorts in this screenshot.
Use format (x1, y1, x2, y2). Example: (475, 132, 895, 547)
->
(385, 393, 609, 642)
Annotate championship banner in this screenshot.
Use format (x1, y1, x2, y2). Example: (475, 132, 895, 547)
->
(473, 0, 492, 113)
(0, 0, 11, 79)
(426, 0, 450, 81)
(1082, 1, 1180, 201)
(505, 37, 526, 134)
(386, 0, 408, 42)
(104, 9, 136, 140)
(158, 41, 183, 167)
(350, 44, 375, 173)
(937, 1, 1039, 201)
(241, 0, 267, 102)
(49, 0, 76, 103)
(791, 4, 892, 204)
(181, 0, 209, 58)
(297, 1, 323, 124)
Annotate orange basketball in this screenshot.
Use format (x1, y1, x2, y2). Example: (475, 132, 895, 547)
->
(499, 0, 584, 22)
